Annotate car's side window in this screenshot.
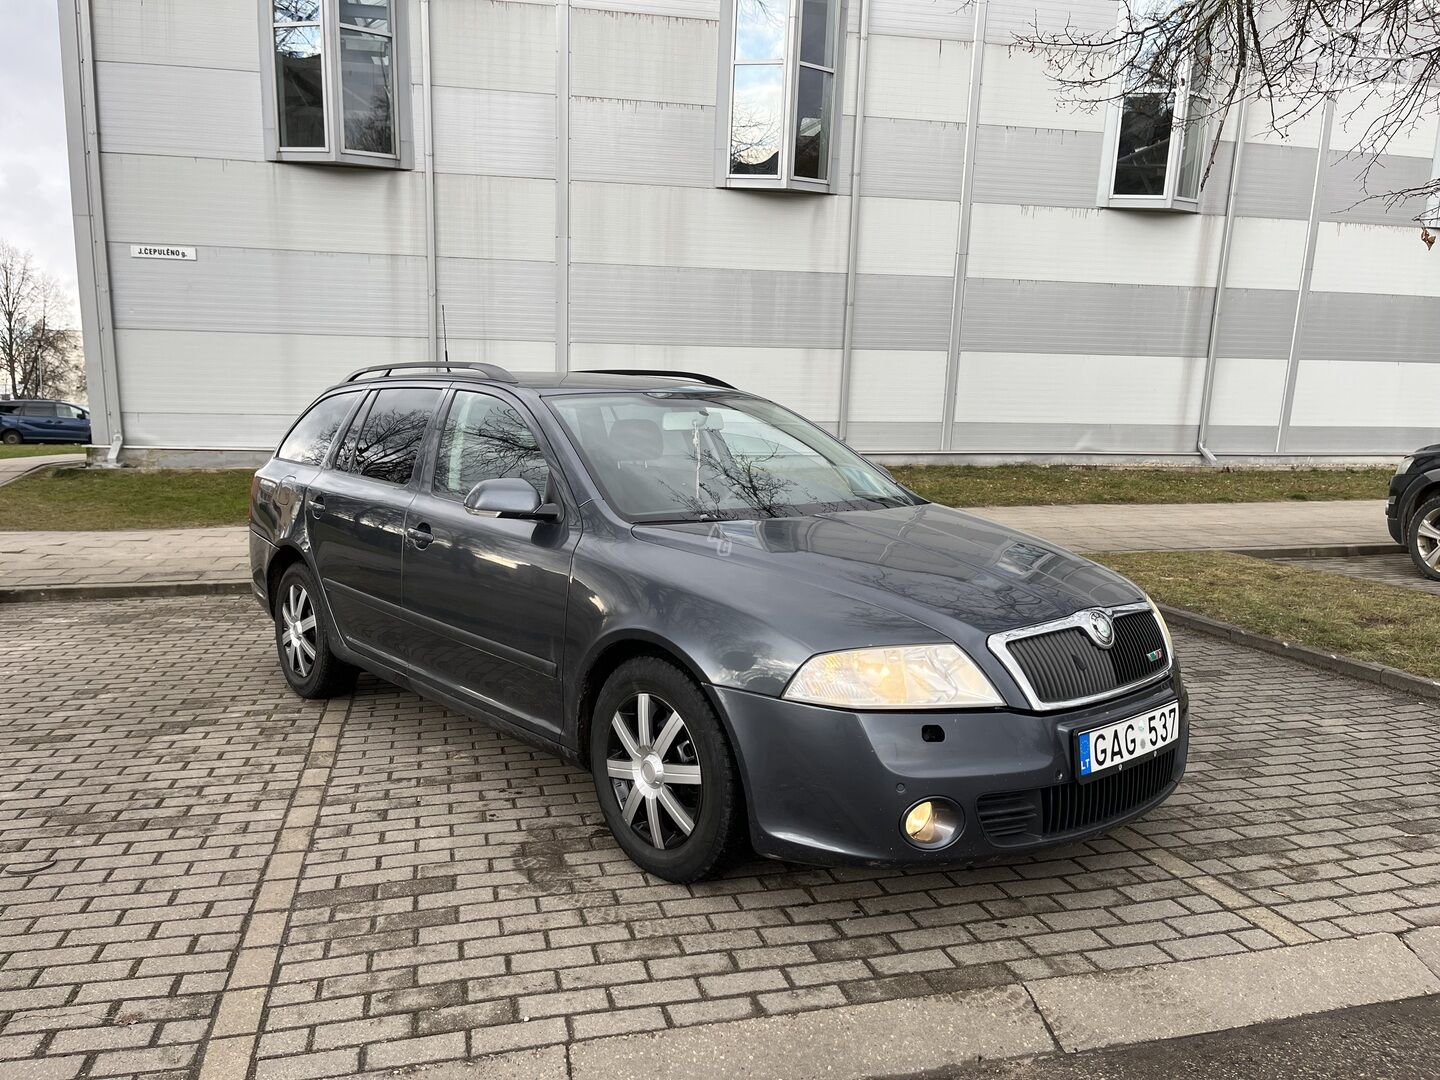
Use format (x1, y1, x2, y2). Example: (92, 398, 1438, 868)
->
(21, 403, 58, 417)
(339, 386, 442, 486)
(276, 392, 359, 466)
(433, 391, 551, 502)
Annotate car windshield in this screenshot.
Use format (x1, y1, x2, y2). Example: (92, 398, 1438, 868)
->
(547, 390, 923, 522)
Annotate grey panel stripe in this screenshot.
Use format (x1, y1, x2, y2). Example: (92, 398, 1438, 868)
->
(1215, 289, 1300, 361)
(1229, 141, 1312, 220)
(1300, 292, 1440, 364)
(949, 422, 1207, 454)
(1321, 153, 1432, 225)
(852, 274, 955, 350)
(846, 421, 942, 450)
(1199, 424, 1285, 454)
(437, 257, 557, 341)
(960, 279, 1218, 356)
(1283, 425, 1440, 454)
(972, 127, 1100, 208)
(570, 263, 846, 346)
(109, 245, 428, 336)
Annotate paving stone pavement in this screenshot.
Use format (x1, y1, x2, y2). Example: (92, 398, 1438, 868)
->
(1272, 552, 1440, 597)
(0, 500, 1391, 593)
(3, 596, 1439, 1079)
(0, 529, 250, 591)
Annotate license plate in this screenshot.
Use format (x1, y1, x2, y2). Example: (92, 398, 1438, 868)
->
(1076, 702, 1180, 782)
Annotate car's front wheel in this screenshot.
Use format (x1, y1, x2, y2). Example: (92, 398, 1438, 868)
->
(1408, 495, 1440, 581)
(589, 657, 744, 882)
(273, 562, 357, 699)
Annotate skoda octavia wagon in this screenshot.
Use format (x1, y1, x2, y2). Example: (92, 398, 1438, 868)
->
(249, 364, 1187, 882)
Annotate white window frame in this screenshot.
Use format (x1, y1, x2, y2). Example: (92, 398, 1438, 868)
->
(1097, 53, 1210, 212)
(259, 0, 413, 169)
(715, 0, 847, 193)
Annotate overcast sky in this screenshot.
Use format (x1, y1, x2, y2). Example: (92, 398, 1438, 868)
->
(3, 2, 78, 296)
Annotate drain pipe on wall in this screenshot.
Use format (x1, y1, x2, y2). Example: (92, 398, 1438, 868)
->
(1195, 91, 1249, 467)
(420, 0, 439, 366)
(835, 0, 872, 441)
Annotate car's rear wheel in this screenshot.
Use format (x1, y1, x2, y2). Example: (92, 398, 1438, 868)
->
(274, 562, 357, 699)
(0, 430, 21, 445)
(589, 657, 744, 883)
(1408, 495, 1440, 581)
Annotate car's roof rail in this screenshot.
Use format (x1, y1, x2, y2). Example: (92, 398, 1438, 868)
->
(583, 369, 737, 389)
(344, 362, 518, 384)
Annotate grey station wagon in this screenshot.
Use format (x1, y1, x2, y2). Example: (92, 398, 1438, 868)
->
(249, 364, 1188, 882)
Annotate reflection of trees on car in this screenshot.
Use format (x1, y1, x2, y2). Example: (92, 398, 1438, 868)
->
(351, 406, 432, 485)
(437, 400, 550, 498)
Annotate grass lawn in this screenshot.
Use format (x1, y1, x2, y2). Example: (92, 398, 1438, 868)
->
(892, 465, 1392, 507)
(0, 444, 86, 460)
(1098, 549, 1440, 682)
(0, 466, 252, 530)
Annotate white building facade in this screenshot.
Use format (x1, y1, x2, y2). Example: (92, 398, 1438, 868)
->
(59, 0, 1440, 463)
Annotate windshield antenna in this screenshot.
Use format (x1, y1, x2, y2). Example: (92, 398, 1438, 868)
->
(441, 304, 451, 368)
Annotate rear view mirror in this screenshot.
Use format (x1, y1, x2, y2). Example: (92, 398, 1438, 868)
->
(464, 477, 561, 522)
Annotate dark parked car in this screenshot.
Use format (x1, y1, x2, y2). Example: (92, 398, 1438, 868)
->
(249, 364, 1187, 882)
(0, 399, 91, 445)
(1388, 445, 1440, 580)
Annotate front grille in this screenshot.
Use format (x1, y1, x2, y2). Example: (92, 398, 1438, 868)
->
(1042, 749, 1177, 836)
(1003, 610, 1168, 706)
(976, 749, 1178, 846)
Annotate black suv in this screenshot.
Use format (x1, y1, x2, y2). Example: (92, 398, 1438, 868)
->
(249, 364, 1187, 882)
(1388, 444, 1440, 580)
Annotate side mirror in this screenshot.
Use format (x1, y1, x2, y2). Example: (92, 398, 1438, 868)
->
(463, 477, 561, 522)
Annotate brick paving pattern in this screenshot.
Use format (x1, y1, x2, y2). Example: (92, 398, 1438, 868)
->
(1273, 552, 1440, 597)
(0, 530, 250, 592)
(2, 595, 1438, 1078)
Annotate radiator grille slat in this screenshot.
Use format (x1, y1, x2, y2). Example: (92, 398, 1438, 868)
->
(1003, 610, 1169, 706)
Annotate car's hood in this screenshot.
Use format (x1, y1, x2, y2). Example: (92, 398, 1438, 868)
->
(632, 503, 1144, 640)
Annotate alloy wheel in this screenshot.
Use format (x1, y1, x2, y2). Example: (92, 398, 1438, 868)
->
(280, 584, 318, 680)
(604, 692, 703, 850)
(1418, 508, 1440, 571)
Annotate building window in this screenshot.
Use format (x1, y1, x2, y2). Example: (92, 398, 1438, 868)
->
(718, 0, 845, 192)
(262, 1, 410, 168)
(1100, 49, 1211, 211)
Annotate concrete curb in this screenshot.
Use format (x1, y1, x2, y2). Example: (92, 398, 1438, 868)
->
(1160, 603, 1440, 702)
(1228, 542, 1404, 559)
(0, 580, 252, 605)
(0, 457, 82, 489)
(554, 934, 1437, 1080)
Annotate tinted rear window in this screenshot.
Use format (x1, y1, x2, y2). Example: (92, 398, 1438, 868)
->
(277, 393, 358, 466)
(340, 387, 441, 486)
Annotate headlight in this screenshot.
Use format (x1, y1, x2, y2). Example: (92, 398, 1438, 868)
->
(1395, 456, 1415, 477)
(1145, 594, 1175, 657)
(783, 644, 1003, 709)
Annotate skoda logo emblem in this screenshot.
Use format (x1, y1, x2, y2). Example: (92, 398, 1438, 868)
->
(1086, 609, 1115, 649)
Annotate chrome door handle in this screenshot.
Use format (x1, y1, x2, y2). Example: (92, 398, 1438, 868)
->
(406, 523, 434, 549)
(309, 494, 326, 517)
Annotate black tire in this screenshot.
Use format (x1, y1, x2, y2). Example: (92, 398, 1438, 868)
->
(273, 562, 357, 699)
(589, 657, 745, 883)
(0, 430, 21, 445)
(1408, 495, 1440, 582)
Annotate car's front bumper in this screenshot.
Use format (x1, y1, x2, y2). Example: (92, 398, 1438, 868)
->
(713, 670, 1188, 867)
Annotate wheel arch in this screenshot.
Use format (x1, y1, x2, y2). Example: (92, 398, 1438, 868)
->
(572, 631, 720, 770)
(1403, 471, 1440, 533)
(264, 543, 309, 615)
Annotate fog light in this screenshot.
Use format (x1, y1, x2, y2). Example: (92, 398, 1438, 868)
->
(901, 798, 961, 849)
